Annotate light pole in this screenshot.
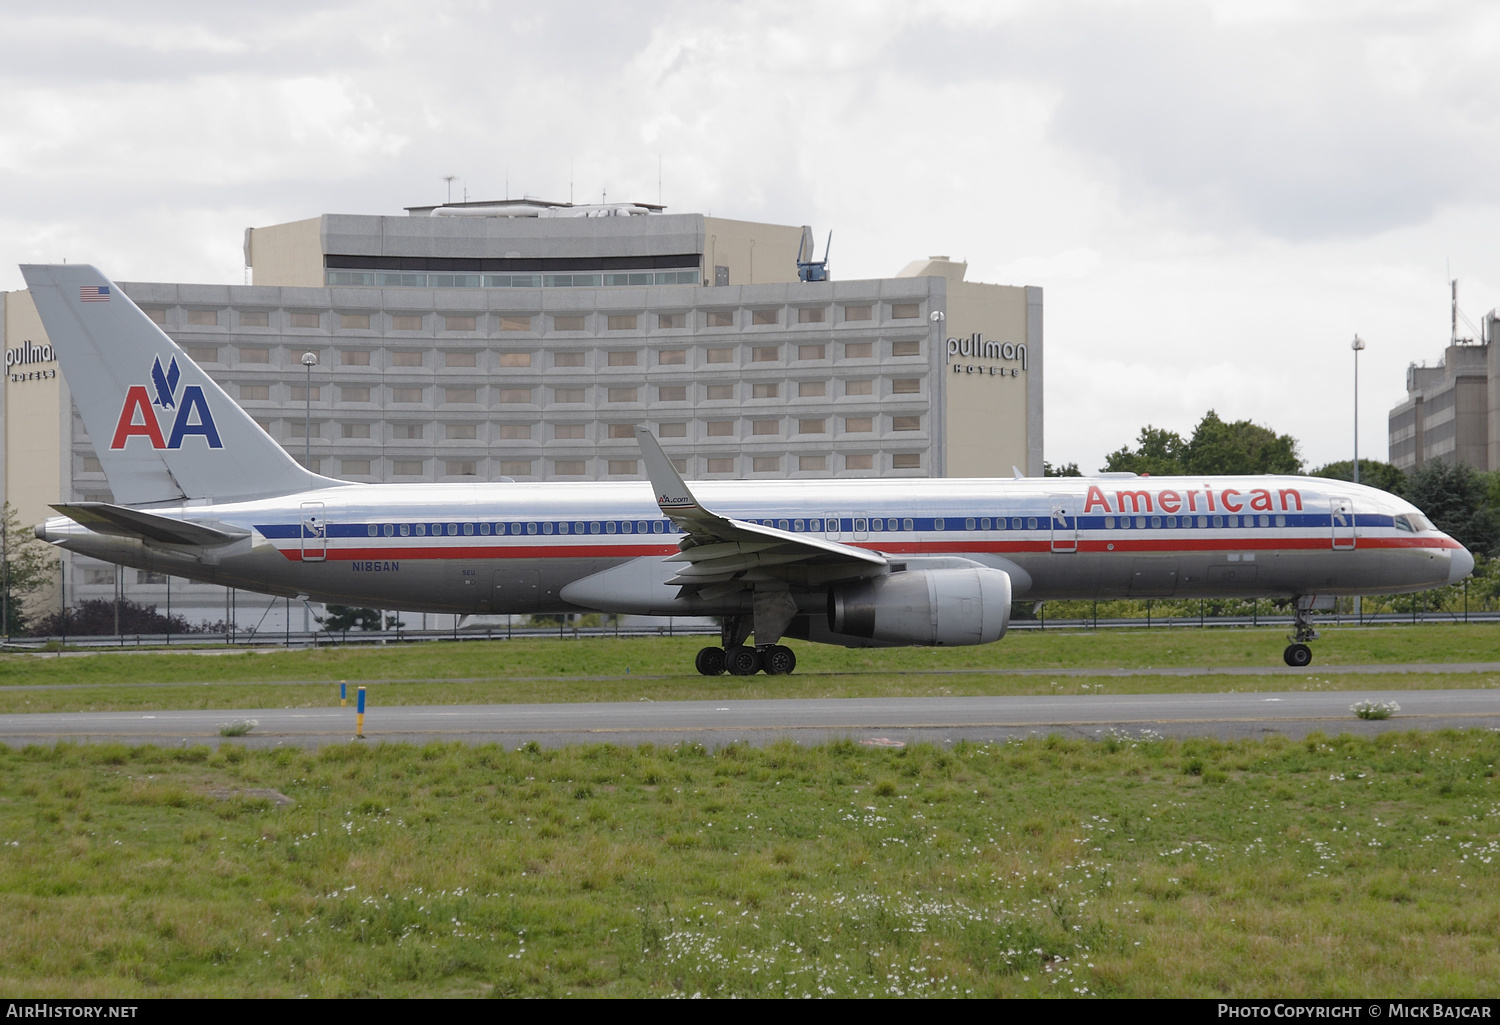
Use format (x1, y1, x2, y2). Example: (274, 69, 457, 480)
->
(301, 351, 319, 468)
(1351, 335, 1365, 484)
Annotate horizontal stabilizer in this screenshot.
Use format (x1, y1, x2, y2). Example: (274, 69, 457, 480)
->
(51, 503, 248, 547)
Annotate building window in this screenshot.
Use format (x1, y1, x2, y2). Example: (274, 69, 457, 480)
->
(83, 567, 116, 585)
(608, 459, 638, 475)
(608, 424, 635, 439)
(240, 384, 270, 401)
(444, 315, 477, 331)
(706, 311, 734, 328)
(392, 351, 423, 367)
(496, 352, 531, 367)
(659, 385, 687, 402)
(752, 346, 779, 362)
(892, 415, 921, 431)
(553, 315, 586, 332)
(184, 346, 218, 363)
(891, 303, 920, 319)
(340, 386, 371, 403)
(288, 421, 318, 438)
(392, 424, 423, 439)
(555, 424, 585, 439)
(845, 416, 873, 433)
(499, 316, 532, 331)
(752, 420, 779, 436)
(893, 453, 921, 469)
(143, 309, 167, 326)
(445, 351, 478, 368)
(753, 456, 780, 472)
(446, 461, 477, 476)
(499, 424, 531, 440)
(799, 455, 826, 471)
(607, 314, 639, 331)
(554, 388, 586, 403)
(342, 350, 370, 366)
(752, 309, 778, 326)
(554, 351, 585, 368)
(239, 347, 270, 363)
(391, 387, 423, 403)
(341, 423, 371, 438)
(892, 378, 920, 394)
(658, 313, 686, 329)
(797, 344, 825, 361)
(707, 421, 734, 437)
(392, 460, 424, 476)
(671, 458, 688, 473)
(187, 309, 218, 326)
(253, 419, 271, 433)
(845, 379, 873, 396)
(798, 419, 826, 434)
(797, 308, 825, 324)
(844, 305, 872, 322)
(752, 383, 779, 399)
(339, 313, 370, 330)
(446, 424, 477, 440)
(290, 312, 320, 329)
(659, 422, 687, 438)
(607, 350, 638, 367)
(844, 342, 872, 359)
(705, 347, 734, 364)
(707, 457, 734, 474)
(892, 340, 921, 357)
(342, 459, 371, 475)
(659, 348, 687, 365)
(607, 387, 639, 403)
(82, 456, 102, 472)
(239, 311, 269, 328)
(707, 384, 734, 400)
(137, 570, 168, 584)
(392, 314, 422, 331)
(498, 388, 532, 404)
(798, 381, 826, 397)
(555, 460, 586, 475)
(499, 460, 532, 476)
(444, 388, 478, 404)
(846, 454, 873, 470)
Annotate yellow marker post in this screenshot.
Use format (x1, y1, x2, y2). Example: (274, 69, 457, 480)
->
(340, 680, 347, 707)
(356, 685, 366, 739)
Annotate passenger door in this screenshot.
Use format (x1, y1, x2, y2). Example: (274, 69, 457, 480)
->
(300, 502, 327, 563)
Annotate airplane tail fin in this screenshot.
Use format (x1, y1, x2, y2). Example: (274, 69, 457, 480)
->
(21, 264, 339, 506)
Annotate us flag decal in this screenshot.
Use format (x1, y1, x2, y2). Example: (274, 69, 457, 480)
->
(79, 285, 110, 302)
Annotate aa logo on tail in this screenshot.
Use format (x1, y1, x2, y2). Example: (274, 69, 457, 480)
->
(110, 356, 223, 450)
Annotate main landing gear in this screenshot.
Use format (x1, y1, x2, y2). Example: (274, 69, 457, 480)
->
(1283, 598, 1320, 667)
(695, 612, 798, 676)
(695, 644, 797, 676)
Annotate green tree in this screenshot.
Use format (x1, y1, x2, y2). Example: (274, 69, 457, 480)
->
(317, 605, 385, 632)
(1, 503, 58, 636)
(1309, 459, 1406, 494)
(1403, 462, 1500, 557)
(32, 598, 193, 637)
(1043, 461, 1081, 477)
(1102, 411, 1302, 476)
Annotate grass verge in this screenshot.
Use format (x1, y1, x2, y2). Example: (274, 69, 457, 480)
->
(1, 731, 1497, 997)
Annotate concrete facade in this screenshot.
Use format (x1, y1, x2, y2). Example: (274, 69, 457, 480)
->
(1388, 332, 1495, 474)
(3, 202, 1042, 632)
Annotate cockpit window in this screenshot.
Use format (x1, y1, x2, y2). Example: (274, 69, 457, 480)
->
(1395, 513, 1435, 533)
(1394, 515, 1414, 533)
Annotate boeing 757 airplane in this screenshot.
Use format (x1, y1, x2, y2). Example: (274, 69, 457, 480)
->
(21, 265, 1474, 674)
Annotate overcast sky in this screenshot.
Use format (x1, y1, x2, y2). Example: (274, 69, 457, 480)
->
(2, 0, 1497, 473)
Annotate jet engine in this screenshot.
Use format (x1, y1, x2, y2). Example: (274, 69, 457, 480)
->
(826, 567, 1012, 646)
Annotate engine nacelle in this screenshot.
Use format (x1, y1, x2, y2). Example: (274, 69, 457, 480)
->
(827, 567, 1012, 646)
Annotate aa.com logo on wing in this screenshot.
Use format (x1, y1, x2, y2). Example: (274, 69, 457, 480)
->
(110, 356, 222, 450)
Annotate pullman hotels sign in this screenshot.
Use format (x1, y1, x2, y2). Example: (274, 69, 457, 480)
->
(7, 340, 56, 383)
(946, 332, 1026, 378)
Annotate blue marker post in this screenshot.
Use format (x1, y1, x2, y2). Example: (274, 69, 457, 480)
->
(356, 685, 366, 739)
(340, 680, 347, 707)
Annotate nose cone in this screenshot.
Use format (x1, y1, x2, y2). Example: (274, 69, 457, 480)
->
(1448, 544, 1475, 585)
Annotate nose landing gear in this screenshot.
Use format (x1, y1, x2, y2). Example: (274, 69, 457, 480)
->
(1283, 597, 1321, 666)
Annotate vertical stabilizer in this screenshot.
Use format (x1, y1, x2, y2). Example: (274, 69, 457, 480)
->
(21, 264, 339, 505)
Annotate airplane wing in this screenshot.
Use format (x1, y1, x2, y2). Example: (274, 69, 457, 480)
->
(51, 503, 248, 547)
(634, 427, 886, 596)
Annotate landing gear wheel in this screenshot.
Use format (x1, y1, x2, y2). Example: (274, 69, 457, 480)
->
(695, 646, 726, 676)
(762, 645, 796, 676)
(1283, 643, 1313, 667)
(726, 645, 762, 676)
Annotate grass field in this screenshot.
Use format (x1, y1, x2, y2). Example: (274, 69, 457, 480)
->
(2, 731, 1497, 997)
(0, 623, 1496, 716)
